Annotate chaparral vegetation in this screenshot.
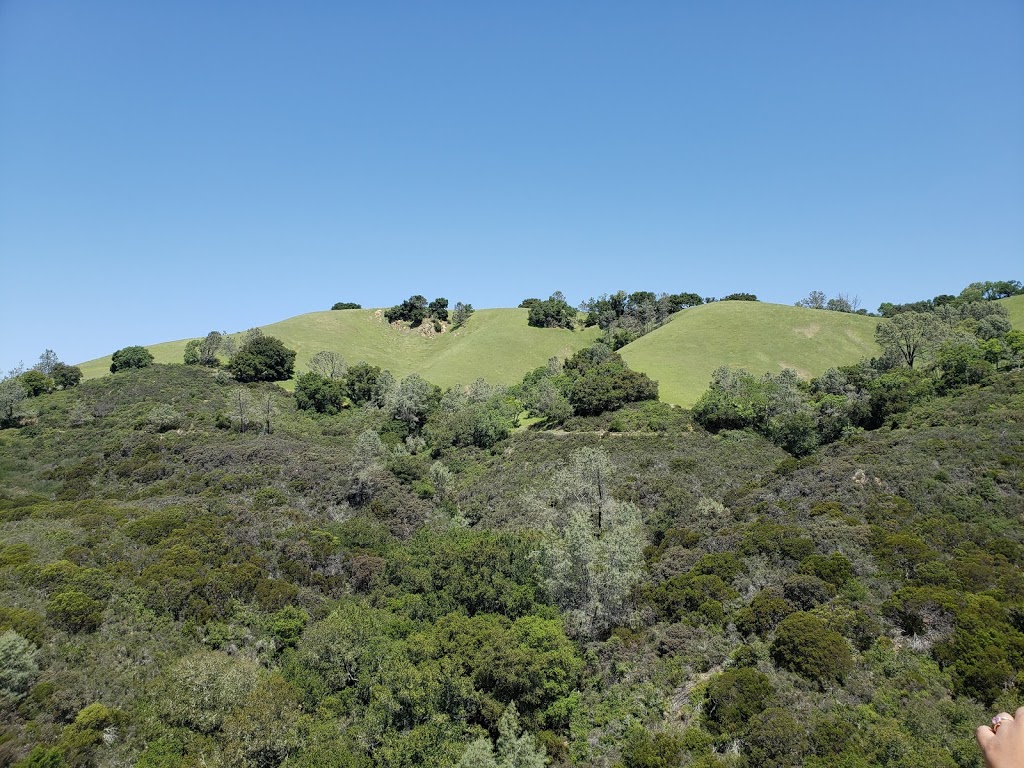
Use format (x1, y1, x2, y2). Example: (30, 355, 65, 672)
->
(0, 281, 1022, 767)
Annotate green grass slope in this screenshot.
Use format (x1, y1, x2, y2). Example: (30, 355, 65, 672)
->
(1001, 294, 1024, 330)
(79, 309, 602, 389)
(78, 296, 1019, 403)
(619, 301, 882, 406)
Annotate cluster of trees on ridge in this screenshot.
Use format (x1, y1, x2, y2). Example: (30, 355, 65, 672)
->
(384, 296, 475, 331)
(0, 350, 83, 428)
(519, 290, 757, 349)
(0, 278, 1021, 767)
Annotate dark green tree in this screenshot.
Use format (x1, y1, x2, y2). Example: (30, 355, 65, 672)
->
(50, 362, 83, 389)
(345, 362, 388, 405)
(331, 301, 362, 310)
(562, 345, 658, 415)
(228, 335, 296, 383)
(110, 345, 154, 373)
(295, 372, 348, 415)
(385, 295, 429, 326)
(428, 298, 449, 321)
(527, 292, 576, 329)
(721, 292, 758, 301)
(735, 587, 795, 637)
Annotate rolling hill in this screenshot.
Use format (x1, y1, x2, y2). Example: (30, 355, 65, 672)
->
(78, 296, 1023, 407)
(1004, 293, 1024, 329)
(619, 301, 881, 405)
(78, 309, 603, 390)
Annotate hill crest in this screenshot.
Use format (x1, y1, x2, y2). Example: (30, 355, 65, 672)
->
(76, 297, 1024, 406)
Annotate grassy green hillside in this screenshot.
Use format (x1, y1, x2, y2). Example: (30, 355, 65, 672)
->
(620, 301, 882, 406)
(79, 309, 602, 388)
(1002, 294, 1024, 329)
(79, 297, 1019, 405)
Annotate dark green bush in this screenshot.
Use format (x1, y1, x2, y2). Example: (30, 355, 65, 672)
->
(771, 612, 852, 685)
(704, 667, 774, 735)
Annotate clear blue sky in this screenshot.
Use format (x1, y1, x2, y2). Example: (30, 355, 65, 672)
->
(2, 1, 1022, 371)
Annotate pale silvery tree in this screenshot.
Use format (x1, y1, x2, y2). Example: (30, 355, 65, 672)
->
(537, 447, 646, 638)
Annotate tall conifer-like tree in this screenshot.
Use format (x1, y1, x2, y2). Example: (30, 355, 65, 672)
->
(534, 447, 646, 638)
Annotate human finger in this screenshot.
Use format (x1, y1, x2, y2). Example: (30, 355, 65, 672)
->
(977, 724, 995, 746)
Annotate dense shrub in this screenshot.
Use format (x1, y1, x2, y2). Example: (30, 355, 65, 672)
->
(771, 612, 852, 685)
(704, 667, 774, 735)
(735, 587, 795, 637)
(45, 590, 104, 633)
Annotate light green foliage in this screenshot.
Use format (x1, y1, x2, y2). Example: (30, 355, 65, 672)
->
(307, 349, 347, 379)
(457, 739, 500, 768)
(538, 447, 646, 637)
(385, 373, 439, 431)
(13, 748, 68, 768)
(425, 380, 521, 449)
(184, 332, 222, 366)
(933, 340, 995, 391)
(452, 302, 475, 326)
(146, 404, 183, 432)
(157, 650, 265, 733)
(19, 370, 54, 397)
(222, 674, 305, 768)
(0, 630, 39, 707)
(291, 602, 393, 697)
(182, 339, 201, 365)
(456, 703, 546, 768)
(874, 311, 945, 368)
(693, 366, 819, 455)
(0, 366, 28, 427)
(135, 738, 185, 768)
